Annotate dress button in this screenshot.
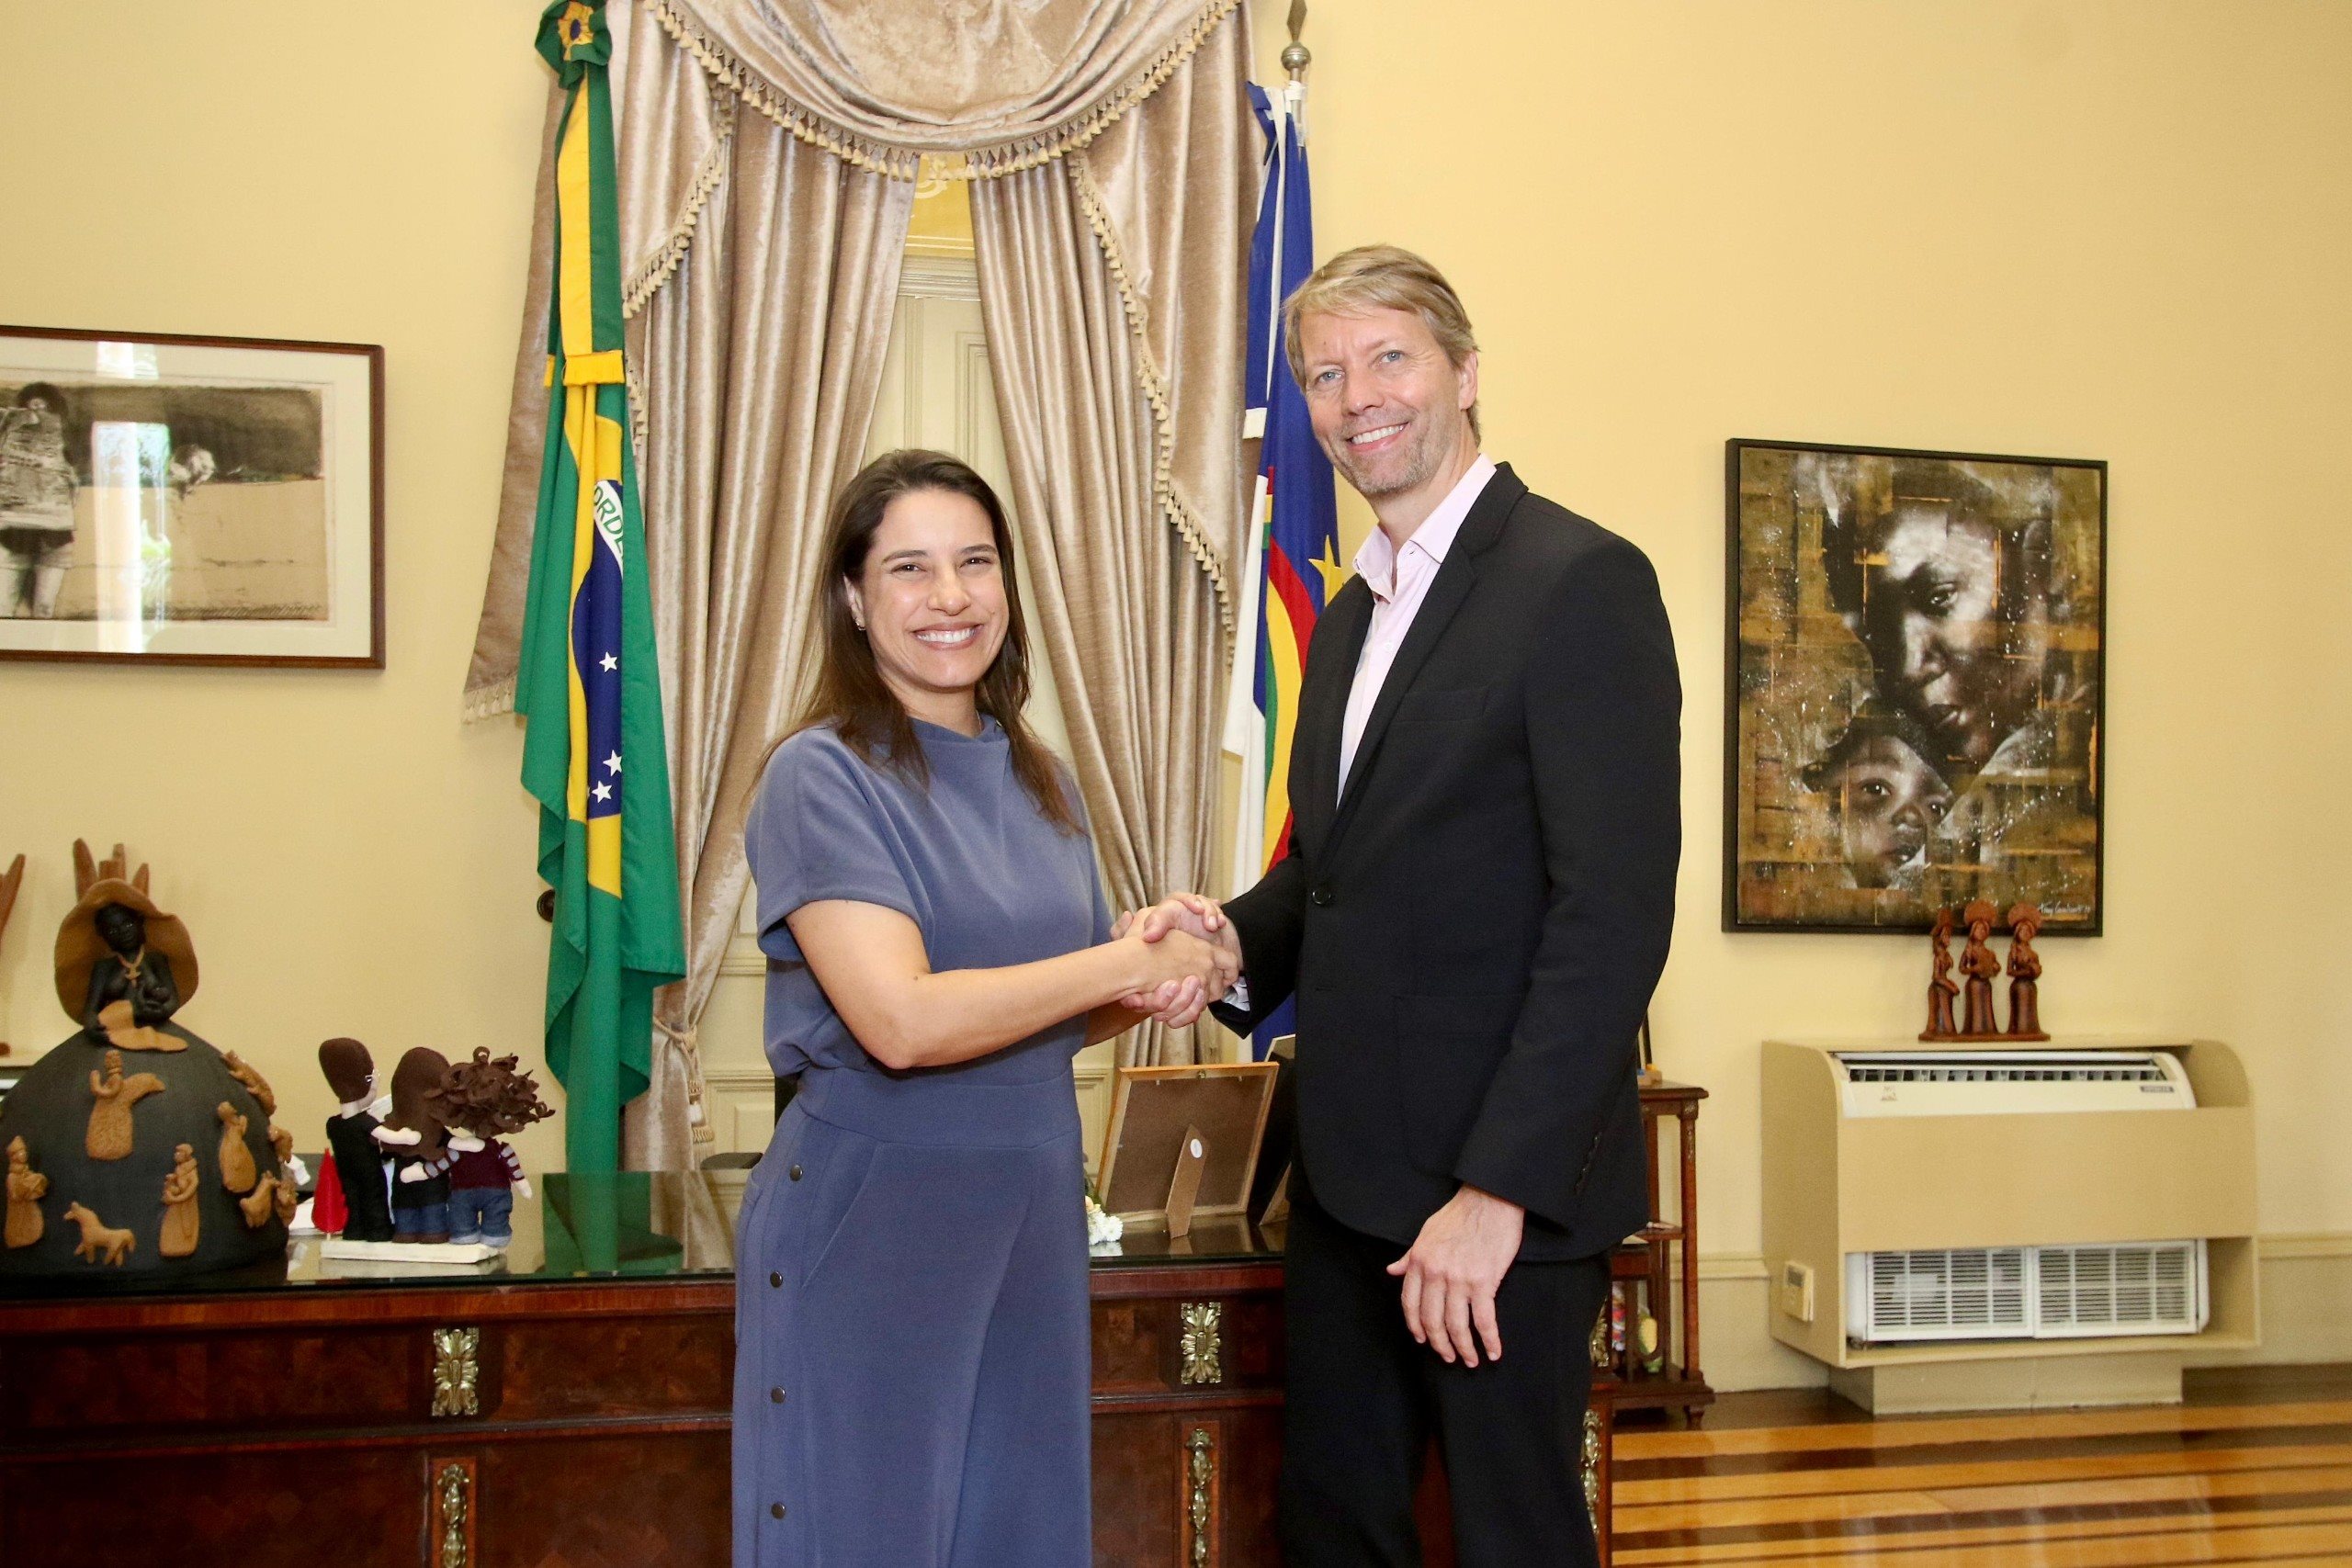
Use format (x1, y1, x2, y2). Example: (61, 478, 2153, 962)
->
(1310, 884, 1334, 907)
(770, 1387, 786, 1404)
(769, 1271, 783, 1289)
(771, 1503, 786, 1519)
(789, 1165, 804, 1181)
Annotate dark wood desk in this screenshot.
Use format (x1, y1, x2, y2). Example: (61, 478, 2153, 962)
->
(0, 1177, 1615, 1567)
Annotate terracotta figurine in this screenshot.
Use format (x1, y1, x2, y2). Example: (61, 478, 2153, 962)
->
(374, 1047, 458, 1244)
(220, 1050, 277, 1117)
(63, 1201, 135, 1266)
(85, 1048, 164, 1161)
(427, 1048, 554, 1248)
(2006, 902, 2048, 1038)
(0, 842, 288, 1279)
(215, 1102, 258, 1193)
(238, 1172, 280, 1230)
(1958, 899, 2001, 1037)
(5, 1137, 45, 1248)
(160, 1143, 201, 1258)
(1923, 906, 1959, 1039)
(316, 1037, 397, 1243)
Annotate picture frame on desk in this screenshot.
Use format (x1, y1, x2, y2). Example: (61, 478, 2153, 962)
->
(0, 325, 385, 668)
(1724, 437, 2106, 933)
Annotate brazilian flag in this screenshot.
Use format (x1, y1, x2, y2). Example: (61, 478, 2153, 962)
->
(515, 1, 685, 1173)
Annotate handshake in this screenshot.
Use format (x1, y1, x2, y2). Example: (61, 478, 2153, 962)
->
(1110, 892, 1240, 1030)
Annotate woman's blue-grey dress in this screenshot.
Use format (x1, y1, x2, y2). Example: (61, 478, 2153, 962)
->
(737, 717, 1106, 1568)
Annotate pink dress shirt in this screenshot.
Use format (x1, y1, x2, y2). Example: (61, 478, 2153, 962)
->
(1336, 455, 1497, 798)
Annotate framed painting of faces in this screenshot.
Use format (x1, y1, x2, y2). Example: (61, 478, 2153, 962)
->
(0, 325, 383, 667)
(1724, 439, 2106, 933)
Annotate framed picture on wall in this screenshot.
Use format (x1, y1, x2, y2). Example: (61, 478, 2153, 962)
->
(1724, 438, 2107, 933)
(0, 325, 383, 667)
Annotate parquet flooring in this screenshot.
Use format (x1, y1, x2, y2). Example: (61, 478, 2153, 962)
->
(1611, 1368, 2352, 1566)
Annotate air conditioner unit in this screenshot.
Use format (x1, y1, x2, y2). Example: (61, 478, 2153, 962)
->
(1845, 1240, 2208, 1344)
(1831, 1049, 2197, 1118)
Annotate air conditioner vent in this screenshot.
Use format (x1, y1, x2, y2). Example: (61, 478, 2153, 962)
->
(1833, 1050, 2196, 1118)
(1847, 1242, 2207, 1344)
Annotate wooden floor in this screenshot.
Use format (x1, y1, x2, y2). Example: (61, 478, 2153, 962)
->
(1611, 1367, 2352, 1566)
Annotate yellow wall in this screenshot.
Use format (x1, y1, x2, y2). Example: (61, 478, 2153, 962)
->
(1, 1, 2347, 1287)
(0, 4, 563, 1173)
(1244, 0, 2352, 1264)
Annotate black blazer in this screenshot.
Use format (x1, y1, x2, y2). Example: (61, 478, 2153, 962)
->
(1214, 464, 1680, 1261)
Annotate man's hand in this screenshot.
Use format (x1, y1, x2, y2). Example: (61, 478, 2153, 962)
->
(1114, 894, 1240, 1029)
(1385, 1184, 1524, 1367)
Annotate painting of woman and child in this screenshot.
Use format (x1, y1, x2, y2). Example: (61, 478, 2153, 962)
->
(1725, 439, 2105, 932)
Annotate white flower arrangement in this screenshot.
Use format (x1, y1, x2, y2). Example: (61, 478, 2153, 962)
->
(1085, 1192, 1125, 1250)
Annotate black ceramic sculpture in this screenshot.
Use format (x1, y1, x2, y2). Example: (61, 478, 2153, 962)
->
(0, 843, 287, 1278)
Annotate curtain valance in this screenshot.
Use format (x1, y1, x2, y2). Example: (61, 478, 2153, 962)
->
(649, 0, 1240, 177)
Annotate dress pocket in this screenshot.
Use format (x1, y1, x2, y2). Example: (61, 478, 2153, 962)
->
(797, 1134, 888, 1288)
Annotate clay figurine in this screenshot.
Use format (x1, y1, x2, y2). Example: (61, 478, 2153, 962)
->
(238, 1172, 280, 1230)
(374, 1047, 457, 1244)
(1922, 906, 1960, 1040)
(160, 1143, 201, 1258)
(97, 998, 184, 1055)
(0, 842, 288, 1279)
(85, 1048, 165, 1160)
(2006, 902, 2049, 1039)
(273, 1170, 300, 1228)
(1958, 899, 2001, 1037)
(427, 1048, 554, 1248)
(5, 1137, 46, 1248)
(63, 1201, 135, 1265)
(220, 1051, 277, 1116)
(216, 1102, 258, 1193)
(316, 1037, 397, 1243)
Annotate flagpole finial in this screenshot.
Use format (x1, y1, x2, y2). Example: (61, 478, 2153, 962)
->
(1283, 0, 1309, 79)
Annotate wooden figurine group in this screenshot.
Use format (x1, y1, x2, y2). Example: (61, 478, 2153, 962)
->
(1922, 898, 2049, 1043)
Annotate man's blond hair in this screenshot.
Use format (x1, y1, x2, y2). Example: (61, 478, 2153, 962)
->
(1283, 244, 1480, 440)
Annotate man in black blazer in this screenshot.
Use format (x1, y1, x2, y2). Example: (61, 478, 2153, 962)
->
(1133, 246, 1679, 1566)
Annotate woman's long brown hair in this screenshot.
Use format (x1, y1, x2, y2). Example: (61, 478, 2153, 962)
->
(778, 449, 1080, 834)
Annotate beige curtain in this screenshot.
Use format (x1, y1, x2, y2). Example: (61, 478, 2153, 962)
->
(468, 0, 1254, 1156)
(624, 109, 914, 1168)
(969, 17, 1254, 1066)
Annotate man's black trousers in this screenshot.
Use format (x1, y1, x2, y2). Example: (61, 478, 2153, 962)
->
(1279, 1183, 1611, 1568)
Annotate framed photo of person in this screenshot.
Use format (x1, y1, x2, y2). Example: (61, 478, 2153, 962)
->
(1724, 438, 2106, 933)
(0, 325, 384, 667)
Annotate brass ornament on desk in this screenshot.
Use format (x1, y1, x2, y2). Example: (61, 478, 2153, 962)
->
(433, 1326, 482, 1417)
(1179, 1301, 1224, 1385)
(434, 1460, 473, 1568)
(1186, 1427, 1216, 1567)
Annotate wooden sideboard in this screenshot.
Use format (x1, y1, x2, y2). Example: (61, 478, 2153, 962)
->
(0, 1176, 1618, 1567)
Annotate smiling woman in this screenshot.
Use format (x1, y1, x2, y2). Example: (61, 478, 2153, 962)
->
(728, 448, 1237, 1568)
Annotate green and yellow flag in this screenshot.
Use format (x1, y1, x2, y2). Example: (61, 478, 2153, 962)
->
(515, 0, 684, 1173)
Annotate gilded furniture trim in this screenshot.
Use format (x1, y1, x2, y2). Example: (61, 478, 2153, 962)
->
(435, 1461, 472, 1568)
(1581, 1406, 1602, 1517)
(431, 1325, 481, 1418)
(1186, 1426, 1216, 1566)
(1178, 1301, 1223, 1385)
